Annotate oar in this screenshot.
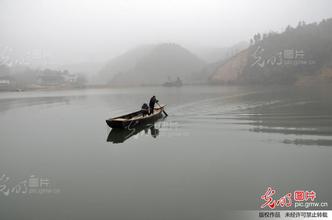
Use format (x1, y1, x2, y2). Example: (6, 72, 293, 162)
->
(157, 102, 168, 116)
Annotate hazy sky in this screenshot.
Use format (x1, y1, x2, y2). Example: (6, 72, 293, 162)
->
(1, 0, 332, 66)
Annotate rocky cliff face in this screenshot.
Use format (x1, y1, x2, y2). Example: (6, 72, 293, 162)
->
(209, 50, 248, 84)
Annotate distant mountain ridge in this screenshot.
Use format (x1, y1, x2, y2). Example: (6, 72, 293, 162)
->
(210, 18, 332, 85)
(98, 43, 206, 86)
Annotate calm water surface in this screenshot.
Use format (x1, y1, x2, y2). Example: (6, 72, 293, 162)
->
(0, 85, 332, 220)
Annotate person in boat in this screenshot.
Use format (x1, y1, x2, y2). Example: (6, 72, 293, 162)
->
(141, 103, 149, 116)
(149, 95, 159, 115)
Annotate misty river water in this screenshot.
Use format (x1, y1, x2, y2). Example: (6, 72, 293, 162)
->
(0, 85, 332, 219)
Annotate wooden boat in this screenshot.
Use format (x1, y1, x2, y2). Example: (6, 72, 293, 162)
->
(106, 105, 166, 128)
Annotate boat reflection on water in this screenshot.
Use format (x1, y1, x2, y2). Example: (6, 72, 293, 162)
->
(107, 118, 165, 144)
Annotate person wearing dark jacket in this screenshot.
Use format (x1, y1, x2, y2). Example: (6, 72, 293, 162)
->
(149, 96, 158, 114)
(141, 103, 149, 116)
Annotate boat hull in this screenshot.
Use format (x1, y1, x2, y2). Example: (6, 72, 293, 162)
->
(106, 106, 165, 129)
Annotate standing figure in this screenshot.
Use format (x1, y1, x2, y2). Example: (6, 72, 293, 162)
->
(149, 96, 159, 114)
